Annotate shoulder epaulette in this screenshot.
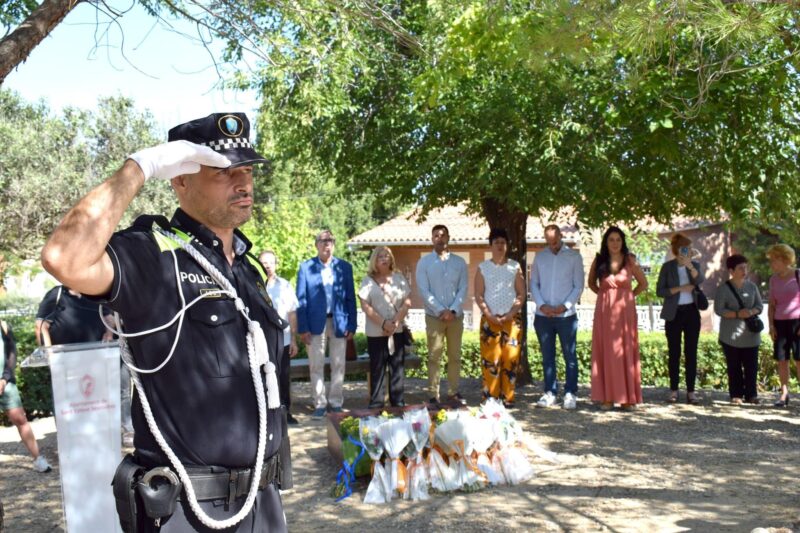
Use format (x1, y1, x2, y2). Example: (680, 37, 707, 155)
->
(118, 214, 172, 235)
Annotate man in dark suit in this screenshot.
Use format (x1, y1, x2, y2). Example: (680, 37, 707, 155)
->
(296, 230, 357, 417)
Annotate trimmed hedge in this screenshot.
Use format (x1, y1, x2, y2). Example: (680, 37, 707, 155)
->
(407, 330, 792, 392)
(1, 314, 53, 424)
(2, 323, 794, 426)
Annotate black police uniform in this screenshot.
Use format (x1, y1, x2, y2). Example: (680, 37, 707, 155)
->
(36, 286, 107, 344)
(97, 208, 288, 532)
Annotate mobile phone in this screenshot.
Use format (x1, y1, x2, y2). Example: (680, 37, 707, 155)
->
(679, 246, 689, 257)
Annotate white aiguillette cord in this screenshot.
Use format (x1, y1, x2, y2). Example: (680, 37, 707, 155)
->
(103, 227, 280, 530)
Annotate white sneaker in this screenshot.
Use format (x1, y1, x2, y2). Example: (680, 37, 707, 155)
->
(33, 455, 52, 473)
(563, 392, 577, 410)
(536, 392, 557, 408)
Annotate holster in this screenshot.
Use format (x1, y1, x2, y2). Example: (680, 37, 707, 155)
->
(111, 454, 145, 533)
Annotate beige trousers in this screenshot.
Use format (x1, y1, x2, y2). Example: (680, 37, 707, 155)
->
(308, 318, 347, 409)
(425, 314, 463, 400)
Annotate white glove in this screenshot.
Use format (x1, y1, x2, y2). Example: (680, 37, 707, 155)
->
(128, 140, 231, 181)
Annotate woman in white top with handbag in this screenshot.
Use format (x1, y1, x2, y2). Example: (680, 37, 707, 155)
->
(474, 228, 526, 408)
(358, 246, 411, 409)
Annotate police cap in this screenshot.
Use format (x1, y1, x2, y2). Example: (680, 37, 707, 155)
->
(168, 112, 269, 168)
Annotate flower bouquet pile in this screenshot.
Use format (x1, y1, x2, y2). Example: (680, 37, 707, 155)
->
(333, 401, 541, 504)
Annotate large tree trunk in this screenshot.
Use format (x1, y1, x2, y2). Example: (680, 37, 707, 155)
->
(0, 0, 82, 85)
(480, 197, 534, 386)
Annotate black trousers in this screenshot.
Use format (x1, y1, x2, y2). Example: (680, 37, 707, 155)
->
(367, 334, 405, 408)
(720, 342, 759, 401)
(279, 344, 291, 410)
(665, 304, 701, 392)
(138, 482, 287, 532)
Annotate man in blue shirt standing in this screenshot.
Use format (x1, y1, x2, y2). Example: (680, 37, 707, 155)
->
(296, 230, 357, 417)
(415, 225, 468, 404)
(531, 224, 585, 410)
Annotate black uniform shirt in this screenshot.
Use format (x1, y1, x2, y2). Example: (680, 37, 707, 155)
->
(94, 208, 284, 468)
(36, 287, 107, 345)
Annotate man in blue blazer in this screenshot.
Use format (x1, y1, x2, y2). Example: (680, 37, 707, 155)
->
(296, 230, 357, 417)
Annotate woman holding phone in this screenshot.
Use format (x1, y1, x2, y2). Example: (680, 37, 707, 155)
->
(656, 233, 705, 404)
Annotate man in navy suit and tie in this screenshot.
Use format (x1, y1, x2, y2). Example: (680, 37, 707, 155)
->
(296, 230, 357, 417)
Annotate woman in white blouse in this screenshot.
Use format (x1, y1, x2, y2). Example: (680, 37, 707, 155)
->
(474, 228, 526, 407)
(358, 246, 411, 408)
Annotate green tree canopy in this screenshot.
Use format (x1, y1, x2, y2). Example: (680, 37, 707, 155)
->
(200, 0, 800, 382)
(0, 91, 175, 283)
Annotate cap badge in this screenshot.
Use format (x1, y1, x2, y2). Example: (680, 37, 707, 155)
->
(218, 115, 244, 137)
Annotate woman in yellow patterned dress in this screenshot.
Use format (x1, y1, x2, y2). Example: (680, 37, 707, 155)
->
(474, 228, 526, 408)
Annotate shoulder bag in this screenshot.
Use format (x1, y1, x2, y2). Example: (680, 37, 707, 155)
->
(693, 286, 709, 311)
(726, 281, 764, 333)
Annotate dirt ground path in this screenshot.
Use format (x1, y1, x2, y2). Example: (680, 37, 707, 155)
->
(2, 378, 799, 532)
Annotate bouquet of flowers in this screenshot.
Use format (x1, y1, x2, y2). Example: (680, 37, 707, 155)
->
(377, 418, 412, 500)
(427, 447, 459, 492)
(402, 408, 431, 501)
(479, 399, 534, 485)
(498, 446, 535, 485)
(434, 413, 485, 491)
(468, 416, 504, 485)
(361, 416, 391, 504)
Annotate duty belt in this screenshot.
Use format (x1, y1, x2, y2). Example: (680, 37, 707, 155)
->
(177, 454, 281, 505)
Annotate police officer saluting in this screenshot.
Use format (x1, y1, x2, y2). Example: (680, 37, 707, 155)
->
(42, 113, 288, 532)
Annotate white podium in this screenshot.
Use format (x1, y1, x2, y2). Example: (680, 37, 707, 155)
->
(24, 342, 123, 533)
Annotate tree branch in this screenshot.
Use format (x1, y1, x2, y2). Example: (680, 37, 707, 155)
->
(0, 0, 83, 84)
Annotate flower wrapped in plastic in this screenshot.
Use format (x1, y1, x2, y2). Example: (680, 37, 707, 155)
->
(427, 447, 459, 492)
(479, 398, 521, 446)
(479, 398, 534, 485)
(396, 408, 431, 501)
(498, 446, 535, 485)
(434, 414, 485, 491)
(377, 418, 412, 500)
(468, 416, 504, 485)
(363, 461, 391, 504)
(402, 408, 431, 500)
(360, 416, 390, 503)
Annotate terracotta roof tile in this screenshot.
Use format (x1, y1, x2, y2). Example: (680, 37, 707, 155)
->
(348, 204, 579, 247)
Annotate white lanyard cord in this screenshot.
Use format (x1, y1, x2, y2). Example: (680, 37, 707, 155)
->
(106, 227, 278, 530)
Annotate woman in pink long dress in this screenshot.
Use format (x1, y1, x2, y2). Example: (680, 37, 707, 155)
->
(588, 227, 648, 410)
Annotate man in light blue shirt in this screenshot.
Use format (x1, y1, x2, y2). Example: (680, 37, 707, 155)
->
(531, 225, 584, 410)
(415, 225, 468, 404)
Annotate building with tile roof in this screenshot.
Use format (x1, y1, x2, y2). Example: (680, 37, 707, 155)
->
(348, 204, 733, 331)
